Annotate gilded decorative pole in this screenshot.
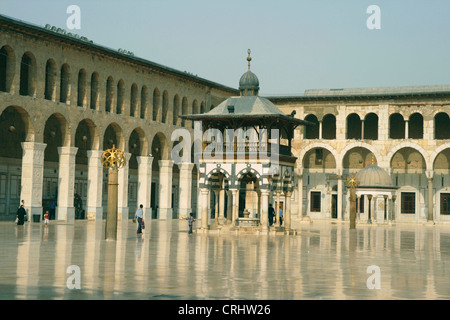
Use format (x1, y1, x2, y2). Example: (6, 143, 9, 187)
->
(101, 144, 126, 240)
(346, 174, 360, 229)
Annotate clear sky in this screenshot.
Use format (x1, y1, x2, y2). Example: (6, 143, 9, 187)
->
(1, 0, 449, 96)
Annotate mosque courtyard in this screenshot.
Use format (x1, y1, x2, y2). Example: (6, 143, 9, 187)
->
(1, 218, 450, 300)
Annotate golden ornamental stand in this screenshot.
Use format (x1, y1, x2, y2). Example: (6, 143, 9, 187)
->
(346, 174, 360, 230)
(101, 145, 126, 240)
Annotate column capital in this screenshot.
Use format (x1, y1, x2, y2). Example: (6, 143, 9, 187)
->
(158, 159, 174, 168)
(178, 162, 194, 171)
(426, 170, 434, 180)
(21, 141, 47, 151)
(57, 146, 78, 156)
(200, 187, 209, 195)
(87, 149, 104, 158)
(137, 155, 154, 165)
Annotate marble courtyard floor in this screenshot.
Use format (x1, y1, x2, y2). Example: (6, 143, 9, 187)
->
(1, 218, 450, 300)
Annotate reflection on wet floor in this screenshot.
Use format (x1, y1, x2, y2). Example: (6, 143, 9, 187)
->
(1, 219, 450, 299)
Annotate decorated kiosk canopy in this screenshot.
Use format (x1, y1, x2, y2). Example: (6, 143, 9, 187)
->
(180, 51, 313, 232)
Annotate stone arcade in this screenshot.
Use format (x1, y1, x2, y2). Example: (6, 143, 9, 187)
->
(1, 14, 450, 226)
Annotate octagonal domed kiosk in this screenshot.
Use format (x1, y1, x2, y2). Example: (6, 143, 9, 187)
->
(180, 50, 313, 234)
(355, 162, 398, 224)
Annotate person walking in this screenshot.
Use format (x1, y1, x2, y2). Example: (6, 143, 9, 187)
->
(186, 212, 195, 235)
(16, 205, 27, 226)
(135, 204, 144, 235)
(43, 210, 49, 225)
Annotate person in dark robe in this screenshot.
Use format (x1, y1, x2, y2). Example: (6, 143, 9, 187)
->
(16, 205, 26, 225)
(268, 203, 275, 226)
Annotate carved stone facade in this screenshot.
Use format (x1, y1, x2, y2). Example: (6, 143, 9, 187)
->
(0, 15, 236, 221)
(1, 14, 450, 226)
(271, 89, 450, 224)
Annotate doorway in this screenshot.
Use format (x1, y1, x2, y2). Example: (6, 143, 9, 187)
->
(331, 194, 338, 219)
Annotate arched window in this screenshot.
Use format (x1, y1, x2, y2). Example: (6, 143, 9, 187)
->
(304, 114, 319, 139)
(389, 113, 405, 139)
(77, 69, 87, 107)
(364, 113, 378, 140)
(44, 59, 57, 101)
(0, 46, 15, 93)
(192, 100, 199, 129)
(173, 95, 180, 126)
(346, 113, 361, 139)
(181, 96, 188, 127)
(162, 91, 169, 123)
(322, 114, 336, 140)
(116, 79, 124, 114)
(409, 113, 423, 139)
(90, 72, 99, 110)
(105, 76, 114, 113)
(140, 86, 148, 119)
(435, 112, 450, 140)
(60, 63, 71, 104)
(20, 52, 36, 97)
(153, 88, 161, 121)
(130, 83, 138, 117)
(200, 101, 205, 114)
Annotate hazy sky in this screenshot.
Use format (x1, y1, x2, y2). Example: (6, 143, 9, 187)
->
(1, 0, 449, 95)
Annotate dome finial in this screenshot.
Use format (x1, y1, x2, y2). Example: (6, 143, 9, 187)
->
(247, 49, 252, 71)
(371, 153, 375, 165)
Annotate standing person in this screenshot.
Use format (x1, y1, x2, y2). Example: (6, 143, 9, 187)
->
(279, 207, 284, 226)
(135, 204, 144, 235)
(16, 205, 26, 226)
(50, 201, 56, 220)
(20, 200, 27, 222)
(186, 212, 195, 235)
(43, 210, 49, 225)
(268, 204, 275, 226)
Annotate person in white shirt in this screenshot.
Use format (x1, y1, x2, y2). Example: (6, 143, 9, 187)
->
(135, 204, 144, 235)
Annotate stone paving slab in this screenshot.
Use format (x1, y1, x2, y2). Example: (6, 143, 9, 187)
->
(1, 219, 450, 299)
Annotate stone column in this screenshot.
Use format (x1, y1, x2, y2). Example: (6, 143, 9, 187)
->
(427, 171, 434, 222)
(367, 194, 373, 224)
(226, 190, 233, 224)
(213, 189, 219, 224)
(356, 195, 361, 222)
(361, 120, 365, 139)
(337, 173, 343, 220)
(158, 160, 174, 220)
(405, 120, 409, 139)
(20, 142, 46, 220)
(57, 146, 78, 221)
(117, 152, 131, 220)
(349, 187, 356, 229)
(219, 188, 226, 224)
(137, 155, 153, 221)
(297, 170, 303, 219)
(231, 189, 238, 225)
(178, 162, 194, 218)
(275, 191, 281, 227)
(105, 167, 119, 240)
(86, 150, 103, 220)
(200, 188, 209, 230)
(318, 121, 323, 140)
(261, 189, 269, 233)
(285, 190, 292, 230)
